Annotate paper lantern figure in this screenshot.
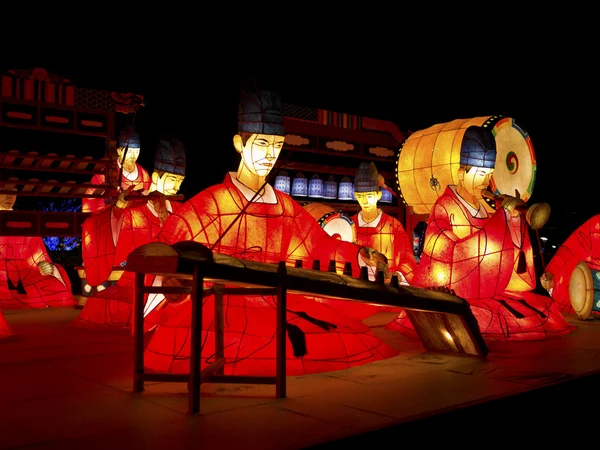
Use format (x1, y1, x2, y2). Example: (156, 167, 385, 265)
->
(388, 124, 572, 341)
(338, 176, 354, 200)
(0, 310, 14, 339)
(321, 162, 417, 321)
(308, 173, 323, 198)
(542, 214, 600, 320)
(274, 170, 290, 194)
(323, 175, 338, 199)
(0, 191, 77, 310)
(82, 126, 152, 214)
(396, 115, 537, 215)
(72, 136, 186, 329)
(291, 172, 307, 196)
(143, 88, 396, 377)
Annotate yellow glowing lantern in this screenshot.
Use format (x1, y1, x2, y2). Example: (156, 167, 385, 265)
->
(396, 115, 536, 214)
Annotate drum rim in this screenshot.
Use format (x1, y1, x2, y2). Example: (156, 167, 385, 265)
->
(569, 261, 594, 320)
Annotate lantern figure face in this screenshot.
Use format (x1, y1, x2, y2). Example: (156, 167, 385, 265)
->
(354, 190, 381, 213)
(117, 146, 141, 172)
(459, 166, 493, 198)
(153, 172, 185, 196)
(0, 191, 16, 210)
(234, 133, 285, 178)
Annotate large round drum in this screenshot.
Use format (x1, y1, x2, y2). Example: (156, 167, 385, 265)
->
(303, 202, 356, 243)
(396, 115, 536, 215)
(569, 261, 600, 320)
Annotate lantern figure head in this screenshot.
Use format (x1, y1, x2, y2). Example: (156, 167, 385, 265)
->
(234, 89, 285, 180)
(308, 174, 323, 198)
(116, 126, 141, 173)
(324, 175, 337, 199)
(152, 135, 186, 196)
(291, 172, 308, 196)
(338, 177, 354, 200)
(354, 162, 382, 213)
(274, 170, 291, 194)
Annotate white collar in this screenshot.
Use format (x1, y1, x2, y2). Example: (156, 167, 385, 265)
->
(230, 172, 277, 204)
(450, 185, 488, 218)
(358, 209, 383, 227)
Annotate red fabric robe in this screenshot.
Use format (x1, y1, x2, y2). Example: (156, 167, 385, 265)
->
(544, 214, 600, 314)
(73, 199, 182, 329)
(82, 163, 151, 214)
(144, 173, 399, 376)
(0, 235, 76, 309)
(0, 310, 14, 339)
(387, 186, 573, 341)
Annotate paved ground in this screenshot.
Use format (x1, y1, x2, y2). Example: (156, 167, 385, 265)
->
(2, 307, 599, 449)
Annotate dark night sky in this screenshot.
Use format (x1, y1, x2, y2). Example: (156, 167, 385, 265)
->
(1, 50, 596, 248)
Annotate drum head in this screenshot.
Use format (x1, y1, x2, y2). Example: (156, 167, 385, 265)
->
(484, 117, 536, 212)
(321, 210, 356, 243)
(569, 261, 594, 320)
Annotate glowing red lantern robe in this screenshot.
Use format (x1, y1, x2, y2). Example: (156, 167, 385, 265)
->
(145, 173, 399, 376)
(73, 199, 182, 328)
(82, 163, 151, 214)
(0, 236, 76, 309)
(323, 210, 418, 320)
(387, 186, 572, 341)
(544, 214, 600, 314)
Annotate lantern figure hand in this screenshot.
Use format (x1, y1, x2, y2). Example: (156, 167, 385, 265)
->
(148, 192, 169, 225)
(500, 190, 526, 218)
(540, 272, 555, 293)
(38, 261, 55, 276)
(115, 186, 148, 215)
(359, 247, 389, 276)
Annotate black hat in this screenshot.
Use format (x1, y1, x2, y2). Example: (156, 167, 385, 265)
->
(118, 125, 141, 148)
(238, 89, 285, 136)
(354, 162, 379, 192)
(460, 126, 496, 169)
(154, 136, 186, 176)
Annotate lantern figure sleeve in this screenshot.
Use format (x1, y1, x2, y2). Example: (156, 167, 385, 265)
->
(82, 166, 152, 213)
(0, 236, 76, 310)
(145, 173, 399, 376)
(544, 214, 600, 315)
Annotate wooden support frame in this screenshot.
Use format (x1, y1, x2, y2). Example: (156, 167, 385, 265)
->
(132, 259, 288, 414)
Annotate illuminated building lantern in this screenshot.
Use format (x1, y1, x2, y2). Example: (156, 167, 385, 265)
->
(380, 187, 393, 203)
(323, 175, 338, 199)
(308, 173, 323, 198)
(291, 172, 307, 196)
(338, 176, 354, 200)
(274, 170, 290, 194)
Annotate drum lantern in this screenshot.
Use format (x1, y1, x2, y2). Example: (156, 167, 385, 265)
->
(303, 202, 356, 244)
(569, 261, 600, 320)
(396, 115, 536, 215)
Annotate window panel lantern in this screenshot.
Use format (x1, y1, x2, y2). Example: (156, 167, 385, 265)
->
(338, 176, 354, 200)
(274, 170, 291, 194)
(291, 172, 308, 197)
(323, 175, 338, 199)
(308, 173, 323, 198)
(380, 187, 393, 203)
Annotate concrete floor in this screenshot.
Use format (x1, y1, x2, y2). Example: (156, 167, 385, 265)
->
(2, 307, 599, 449)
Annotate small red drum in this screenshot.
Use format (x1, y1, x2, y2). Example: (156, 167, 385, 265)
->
(303, 202, 356, 243)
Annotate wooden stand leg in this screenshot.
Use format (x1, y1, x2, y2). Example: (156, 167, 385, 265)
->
(133, 272, 145, 393)
(276, 262, 287, 399)
(215, 286, 225, 376)
(188, 266, 204, 414)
